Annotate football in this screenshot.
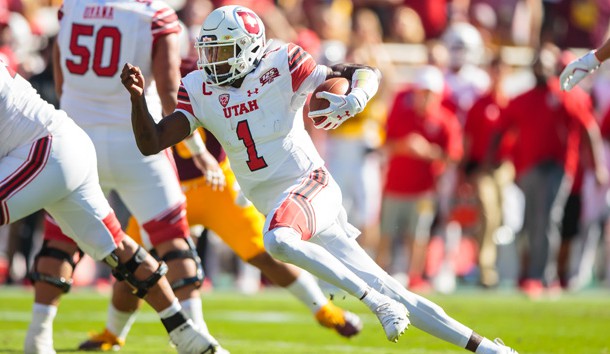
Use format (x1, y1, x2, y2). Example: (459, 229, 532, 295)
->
(309, 77, 350, 124)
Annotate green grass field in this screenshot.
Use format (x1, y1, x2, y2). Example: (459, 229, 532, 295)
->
(1, 286, 609, 353)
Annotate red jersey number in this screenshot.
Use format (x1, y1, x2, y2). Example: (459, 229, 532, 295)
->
(66, 24, 121, 77)
(236, 120, 268, 171)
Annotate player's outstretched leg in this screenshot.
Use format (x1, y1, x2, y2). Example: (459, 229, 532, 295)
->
(246, 251, 363, 338)
(315, 226, 520, 353)
(263, 226, 409, 342)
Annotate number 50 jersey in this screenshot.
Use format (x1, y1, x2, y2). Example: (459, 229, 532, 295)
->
(177, 43, 329, 214)
(56, 0, 180, 127)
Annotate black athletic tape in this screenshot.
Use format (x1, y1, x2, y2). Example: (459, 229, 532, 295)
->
(466, 332, 484, 352)
(161, 311, 188, 333)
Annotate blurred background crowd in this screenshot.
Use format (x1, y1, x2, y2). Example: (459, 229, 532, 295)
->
(2, 0, 610, 299)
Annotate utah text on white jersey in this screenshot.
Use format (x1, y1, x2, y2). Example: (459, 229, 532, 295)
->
(56, 0, 180, 127)
(177, 43, 328, 213)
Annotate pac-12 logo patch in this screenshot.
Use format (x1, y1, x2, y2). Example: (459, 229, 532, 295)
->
(219, 94, 230, 107)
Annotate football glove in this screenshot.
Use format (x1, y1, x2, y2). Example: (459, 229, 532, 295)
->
(308, 88, 366, 130)
(560, 50, 600, 91)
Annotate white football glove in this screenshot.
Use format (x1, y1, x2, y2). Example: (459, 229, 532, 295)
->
(308, 89, 366, 130)
(559, 50, 600, 91)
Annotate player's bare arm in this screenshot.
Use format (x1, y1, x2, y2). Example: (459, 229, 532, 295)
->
(52, 40, 63, 98)
(121, 63, 190, 155)
(183, 131, 226, 191)
(151, 32, 181, 116)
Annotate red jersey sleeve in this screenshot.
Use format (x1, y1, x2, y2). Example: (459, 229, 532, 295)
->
(57, 5, 64, 21)
(176, 81, 194, 116)
(151, 6, 180, 43)
(287, 43, 316, 92)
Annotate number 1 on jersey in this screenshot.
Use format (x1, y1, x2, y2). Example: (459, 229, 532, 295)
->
(236, 120, 268, 171)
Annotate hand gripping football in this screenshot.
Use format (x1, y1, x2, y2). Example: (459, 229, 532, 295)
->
(308, 77, 350, 124)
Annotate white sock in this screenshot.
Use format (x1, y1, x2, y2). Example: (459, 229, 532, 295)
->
(107, 303, 137, 341)
(158, 298, 182, 319)
(475, 337, 500, 354)
(285, 271, 328, 313)
(180, 297, 209, 333)
(24, 303, 57, 354)
(360, 287, 386, 310)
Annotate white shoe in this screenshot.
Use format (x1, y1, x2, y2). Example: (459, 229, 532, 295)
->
(24, 325, 56, 354)
(373, 299, 410, 343)
(495, 338, 518, 353)
(169, 320, 229, 354)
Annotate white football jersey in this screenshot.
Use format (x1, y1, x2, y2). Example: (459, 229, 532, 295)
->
(177, 43, 328, 213)
(0, 62, 67, 159)
(56, 0, 180, 127)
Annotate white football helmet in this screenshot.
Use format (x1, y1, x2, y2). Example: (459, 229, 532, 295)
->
(441, 22, 484, 69)
(195, 5, 266, 86)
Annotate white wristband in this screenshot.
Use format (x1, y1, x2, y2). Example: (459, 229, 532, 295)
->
(351, 68, 379, 101)
(183, 132, 206, 155)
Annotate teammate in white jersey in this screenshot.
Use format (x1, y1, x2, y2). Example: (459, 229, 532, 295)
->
(121, 5, 519, 353)
(0, 62, 224, 354)
(25, 0, 227, 352)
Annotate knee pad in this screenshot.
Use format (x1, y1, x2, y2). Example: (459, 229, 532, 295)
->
(103, 246, 168, 298)
(29, 241, 83, 293)
(158, 237, 204, 291)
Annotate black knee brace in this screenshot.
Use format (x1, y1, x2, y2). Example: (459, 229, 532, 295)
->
(28, 242, 83, 293)
(103, 246, 168, 298)
(158, 237, 204, 291)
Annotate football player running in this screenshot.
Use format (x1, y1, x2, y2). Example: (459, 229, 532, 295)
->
(121, 5, 518, 352)
(119, 128, 363, 339)
(560, 37, 610, 91)
(75, 58, 362, 351)
(0, 61, 219, 354)
(26, 0, 226, 352)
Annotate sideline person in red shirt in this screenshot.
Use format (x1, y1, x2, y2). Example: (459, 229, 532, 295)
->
(463, 55, 515, 288)
(377, 65, 463, 291)
(492, 43, 607, 297)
